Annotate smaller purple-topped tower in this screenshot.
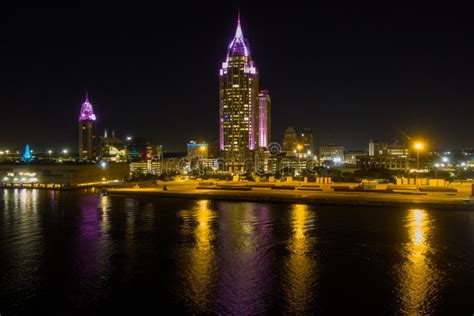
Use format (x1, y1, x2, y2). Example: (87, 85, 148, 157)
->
(78, 93, 97, 160)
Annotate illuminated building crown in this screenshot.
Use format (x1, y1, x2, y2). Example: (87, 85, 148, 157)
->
(227, 12, 251, 58)
(79, 92, 97, 121)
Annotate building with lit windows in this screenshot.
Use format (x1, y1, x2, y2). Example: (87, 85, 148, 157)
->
(258, 90, 271, 148)
(0, 163, 128, 188)
(318, 145, 345, 163)
(78, 93, 97, 161)
(282, 127, 298, 152)
(369, 140, 408, 157)
(219, 14, 259, 168)
(301, 128, 314, 154)
(187, 141, 209, 159)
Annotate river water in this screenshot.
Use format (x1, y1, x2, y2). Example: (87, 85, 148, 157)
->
(0, 189, 473, 314)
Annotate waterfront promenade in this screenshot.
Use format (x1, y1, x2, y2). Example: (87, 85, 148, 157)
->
(107, 180, 474, 209)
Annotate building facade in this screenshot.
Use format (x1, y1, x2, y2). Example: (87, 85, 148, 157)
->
(187, 141, 209, 159)
(0, 163, 128, 187)
(357, 155, 409, 171)
(78, 93, 97, 161)
(219, 14, 259, 166)
(301, 128, 315, 154)
(258, 89, 271, 148)
(369, 140, 408, 157)
(344, 150, 368, 165)
(318, 145, 345, 163)
(282, 127, 298, 152)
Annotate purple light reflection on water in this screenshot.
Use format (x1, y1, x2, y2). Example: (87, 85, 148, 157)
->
(214, 203, 275, 314)
(71, 193, 111, 304)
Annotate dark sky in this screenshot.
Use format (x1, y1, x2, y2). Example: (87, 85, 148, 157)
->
(1, 1, 474, 152)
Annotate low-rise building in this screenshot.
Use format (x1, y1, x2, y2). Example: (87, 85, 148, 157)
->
(357, 155, 409, 171)
(130, 160, 161, 175)
(318, 145, 345, 163)
(344, 150, 368, 165)
(0, 162, 129, 188)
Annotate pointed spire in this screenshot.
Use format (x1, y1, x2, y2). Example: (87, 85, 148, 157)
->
(235, 9, 243, 39)
(226, 10, 250, 58)
(79, 91, 97, 121)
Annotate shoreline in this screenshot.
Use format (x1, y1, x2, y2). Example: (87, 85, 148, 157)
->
(106, 187, 474, 210)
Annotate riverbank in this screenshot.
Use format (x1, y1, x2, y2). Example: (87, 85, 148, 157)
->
(106, 181, 474, 209)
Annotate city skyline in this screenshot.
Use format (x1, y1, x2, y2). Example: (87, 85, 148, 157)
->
(2, 3, 474, 151)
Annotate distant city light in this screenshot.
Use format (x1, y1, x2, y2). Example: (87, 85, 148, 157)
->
(126, 136, 132, 141)
(101, 161, 107, 169)
(48, 150, 52, 154)
(441, 157, 449, 163)
(62, 149, 68, 154)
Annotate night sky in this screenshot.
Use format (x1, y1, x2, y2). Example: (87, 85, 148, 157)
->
(1, 2, 474, 152)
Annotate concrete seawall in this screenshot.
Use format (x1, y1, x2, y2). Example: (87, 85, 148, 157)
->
(106, 185, 474, 210)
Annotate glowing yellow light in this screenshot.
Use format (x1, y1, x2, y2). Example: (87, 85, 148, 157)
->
(414, 142, 423, 150)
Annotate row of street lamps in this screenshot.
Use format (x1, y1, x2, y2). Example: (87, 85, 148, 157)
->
(0, 149, 70, 156)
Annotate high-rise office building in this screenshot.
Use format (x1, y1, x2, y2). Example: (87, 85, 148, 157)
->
(258, 89, 271, 148)
(219, 13, 259, 164)
(282, 127, 298, 152)
(78, 93, 97, 161)
(301, 128, 314, 154)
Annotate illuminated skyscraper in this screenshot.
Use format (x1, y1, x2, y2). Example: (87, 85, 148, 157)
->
(219, 13, 259, 165)
(78, 93, 97, 161)
(258, 89, 271, 148)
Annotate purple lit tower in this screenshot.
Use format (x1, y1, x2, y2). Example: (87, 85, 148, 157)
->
(78, 93, 97, 160)
(258, 90, 271, 148)
(219, 13, 259, 167)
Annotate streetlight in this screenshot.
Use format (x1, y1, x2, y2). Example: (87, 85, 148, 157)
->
(414, 142, 424, 183)
(62, 149, 68, 155)
(414, 142, 423, 171)
(297, 144, 303, 183)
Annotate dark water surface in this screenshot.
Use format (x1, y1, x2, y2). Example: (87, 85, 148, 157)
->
(1, 189, 473, 315)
